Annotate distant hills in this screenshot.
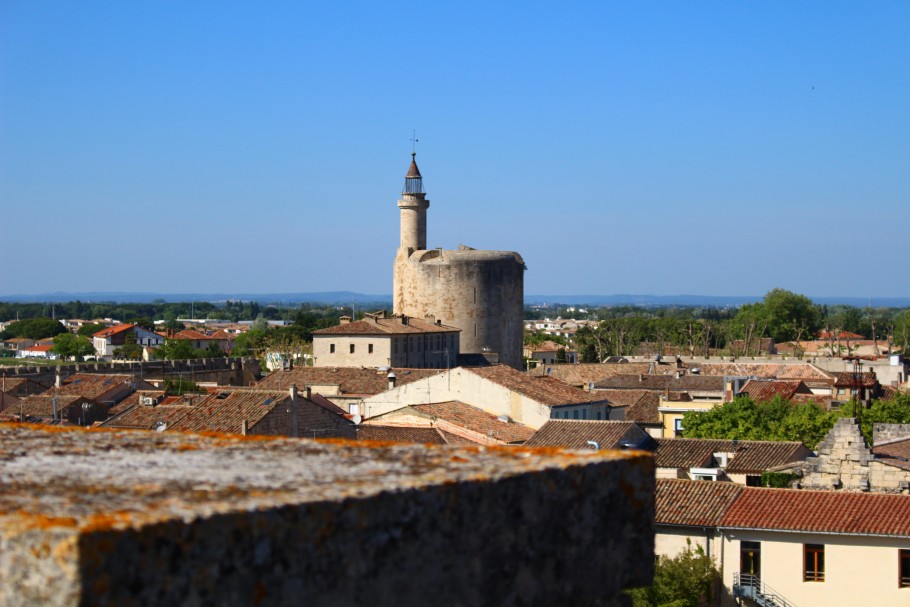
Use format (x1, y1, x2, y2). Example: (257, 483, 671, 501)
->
(2, 291, 909, 308)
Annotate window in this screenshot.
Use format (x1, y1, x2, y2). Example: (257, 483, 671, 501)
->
(674, 418, 684, 438)
(804, 544, 825, 582)
(746, 475, 762, 487)
(330, 344, 335, 354)
(572, 410, 579, 420)
(350, 344, 355, 354)
(368, 344, 373, 354)
(901, 550, 910, 588)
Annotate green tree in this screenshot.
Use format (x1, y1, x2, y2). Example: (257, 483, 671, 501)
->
(251, 314, 269, 332)
(4, 317, 68, 340)
(232, 329, 268, 357)
(627, 540, 719, 607)
(839, 393, 910, 444)
(51, 333, 94, 361)
(155, 339, 197, 360)
(77, 323, 107, 337)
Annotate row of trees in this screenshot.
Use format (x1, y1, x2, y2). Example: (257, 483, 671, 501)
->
(572, 290, 910, 361)
(681, 393, 910, 448)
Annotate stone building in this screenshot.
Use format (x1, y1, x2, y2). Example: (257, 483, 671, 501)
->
(312, 311, 460, 369)
(392, 154, 525, 369)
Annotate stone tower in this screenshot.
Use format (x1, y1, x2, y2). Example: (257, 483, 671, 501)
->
(393, 154, 525, 369)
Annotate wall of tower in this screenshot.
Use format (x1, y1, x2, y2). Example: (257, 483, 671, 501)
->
(394, 248, 525, 369)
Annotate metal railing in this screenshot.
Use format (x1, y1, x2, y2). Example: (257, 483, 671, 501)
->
(733, 573, 801, 607)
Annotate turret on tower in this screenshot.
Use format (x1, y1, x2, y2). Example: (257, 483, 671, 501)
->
(397, 153, 429, 253)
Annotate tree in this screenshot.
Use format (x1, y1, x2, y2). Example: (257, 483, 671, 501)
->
(77, 323, 107, 337)
(627, 540, 719, 607)
(682, 396, 838, 449)
(251, 314, 269, 332)
(155, 339, 197, 360)
(4, 317, 68, 340)
(839, 393, 910, 444)
(51, 333, 94, 361)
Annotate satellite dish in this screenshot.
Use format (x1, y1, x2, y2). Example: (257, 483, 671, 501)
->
(352, 414, 363, 425)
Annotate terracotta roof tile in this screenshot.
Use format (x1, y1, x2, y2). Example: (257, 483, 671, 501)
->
(0, 378, 50, 397)
(595, 389, 660, 424)
(524, 420, 642, 450)
(106, 390, 166, 416)
(314, 315, 459, 336)
(738, 379, 810, 401)
(255, 367, 444, 396)
(411, 401, 535, 444)
(594, 374, 724, 392)
(0, 395, 89, 420)
(51, 374, 141, 400)
(656, 479, 743, 527)
(92, 324, 135, 338)
(833, 371, 879, 388)
(355, 425, 447, 444)
(464, 365, 608, 406)
(527, 363, 653, 387)
(654, 438, 811, 473)
(686, 362, 831, 380)
(720, 487, 910, 537)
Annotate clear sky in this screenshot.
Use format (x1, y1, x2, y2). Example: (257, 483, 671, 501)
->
(1, 2, 908, 298)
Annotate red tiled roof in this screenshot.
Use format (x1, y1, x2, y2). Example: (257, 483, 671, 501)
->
(314, 315, 459, 336)
(833, 371, 878, 388)
(527, 362, 654, 387)
(23, 345, 54, 352)
(524, 420, 641, 450)
(872, 438, 910, 460)
(0, 395, 92, 420)
(355, 425, 447, 445)
(819, 330, 865, 340)
(105, 390, 165, 416)
(255, 367, 443, 395)
(738, 379, 809, 402)
(0, 378, 49, 397)
(656, 479, 743, 527)
(654, 438, 811, 473)
(411, 401, 535, 444)
(464, 365, 608, 406)
(720, 487, 910, 537)
(594, 374, 725, 392)
(595, 389, 661, 424)
(92, 324, 135, 338)
(173, 329, 213, 340)
(168, 391, 289, 433)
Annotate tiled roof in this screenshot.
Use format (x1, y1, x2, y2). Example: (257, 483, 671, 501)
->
(106, 390, 165, 416)
(0, 378, 50, 397)
(872, 438, 910, 460)
(524, 420, 640, 450)
(168, 391, 290, 433)
(738, 379, 809, 401)
(594, 374, 724, 392)
(92, 324, 135, 338)
(309, 393, 347, 415)
(255, 367, 444, 395)
(526, 362, 653, 387)
(53, 374, 137, 400)
(173, 329, 213, 340)
(833, 371, 879, 388)
(656, 479, 743, 527)
(437, 429, 483, 445)
(101, 401, 197, 430)
(594, 389, 661, 424)
(314, 315, 459, 336)
(526, 341, 565, 353)
(464, 365, 608, 406)
(22, 345, 54, 352)
(411, 401, 535, 444)
(819, 330, 865, 340)
(355, 425, 447, 444)
(654, 439, 811, 473)
(720, 487, 910, 537)
(0, 395, 89, 420)
(687, 362, 830, 380)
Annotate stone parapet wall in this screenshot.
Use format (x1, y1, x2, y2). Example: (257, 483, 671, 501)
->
(873, 423, 910, 445)
(0, 425, 654, 607)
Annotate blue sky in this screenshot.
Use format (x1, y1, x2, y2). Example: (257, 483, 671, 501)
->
(1, 2, 907, 298)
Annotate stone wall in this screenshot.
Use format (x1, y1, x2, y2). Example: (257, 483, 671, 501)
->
(785, 418, 910, 493)
(0, 425, 654, 607)
(395, 248, 525, 369)
(873, 423, 910, 445)
(0, 357, 259, 387)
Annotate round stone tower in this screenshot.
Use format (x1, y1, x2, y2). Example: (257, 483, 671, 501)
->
(393, 155, 525, 369)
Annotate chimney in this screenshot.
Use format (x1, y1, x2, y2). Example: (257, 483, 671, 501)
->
(305, 386, 312, 400)
(400, 315, 409, 326)
(339, 316, 351, 325)
(55, 371, 62, 389)
(638, 374, 643, 382)
(241, 419, 248, 436)
(675, 371, 680, 379)
(289, 384, 298, 401)
(388, 372, 397, 390)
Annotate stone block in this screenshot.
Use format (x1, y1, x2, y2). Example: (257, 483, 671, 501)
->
(0, 425, 654, 607)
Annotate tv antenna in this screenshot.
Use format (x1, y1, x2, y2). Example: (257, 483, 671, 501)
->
(410, 130, 418, 154)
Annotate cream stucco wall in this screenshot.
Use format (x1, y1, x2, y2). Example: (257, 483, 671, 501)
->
(313, 332, 459, 369)
(719, 530, 910, 607)
(361, 368, 592, 429)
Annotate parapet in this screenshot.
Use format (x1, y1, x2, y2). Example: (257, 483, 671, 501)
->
(0, 425, 654, 607)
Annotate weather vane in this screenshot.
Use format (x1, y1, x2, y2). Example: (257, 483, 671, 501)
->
(410, 130, 418, 155)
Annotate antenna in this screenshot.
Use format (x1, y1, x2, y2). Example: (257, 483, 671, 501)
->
(410, 130, 418, 154)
